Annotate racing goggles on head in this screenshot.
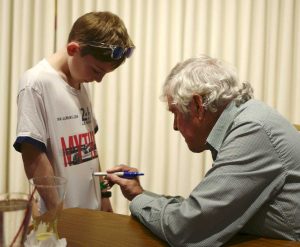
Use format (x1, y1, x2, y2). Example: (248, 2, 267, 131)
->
(85, 42, 135, 60)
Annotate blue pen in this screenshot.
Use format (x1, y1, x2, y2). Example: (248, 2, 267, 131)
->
(93, 171, 144, 178)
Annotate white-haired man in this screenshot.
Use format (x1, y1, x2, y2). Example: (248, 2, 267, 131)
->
(107, 55, 300, 246)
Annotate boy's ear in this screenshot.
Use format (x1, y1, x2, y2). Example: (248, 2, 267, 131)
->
(192, 94, 205, 119)
(66, 42, 80, 56)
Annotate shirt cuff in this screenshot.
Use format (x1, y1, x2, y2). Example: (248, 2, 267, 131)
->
(129, 190, 159, 216)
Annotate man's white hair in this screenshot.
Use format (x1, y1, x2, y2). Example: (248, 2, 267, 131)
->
(161, 55, 253, 113)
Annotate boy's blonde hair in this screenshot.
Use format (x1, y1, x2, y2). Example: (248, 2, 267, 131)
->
(68, 11, 134, 65)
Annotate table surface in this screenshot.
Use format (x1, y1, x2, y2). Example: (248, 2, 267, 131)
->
(57, 208, 300, 247)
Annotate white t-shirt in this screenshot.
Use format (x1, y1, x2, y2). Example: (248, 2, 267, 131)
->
(14, 59, 101, 209)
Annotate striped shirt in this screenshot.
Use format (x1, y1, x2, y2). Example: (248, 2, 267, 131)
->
(129, 99, 300, 247)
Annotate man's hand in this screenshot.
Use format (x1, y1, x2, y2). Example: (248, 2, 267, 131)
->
(106, 165, 144, 201)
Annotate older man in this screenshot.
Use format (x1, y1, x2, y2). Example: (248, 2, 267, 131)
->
(107, 55, 300, 246)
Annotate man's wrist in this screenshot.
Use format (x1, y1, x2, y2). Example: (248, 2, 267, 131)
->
(128, 187, 144, 201)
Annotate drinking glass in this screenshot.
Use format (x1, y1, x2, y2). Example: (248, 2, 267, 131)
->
(28, 176, 67, 241)
(0, 192, 31, 247)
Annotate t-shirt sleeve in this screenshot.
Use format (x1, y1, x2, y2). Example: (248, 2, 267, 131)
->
(14, 85, 48, 152)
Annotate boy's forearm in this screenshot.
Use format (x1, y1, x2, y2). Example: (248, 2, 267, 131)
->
(21, 142, 54, 179)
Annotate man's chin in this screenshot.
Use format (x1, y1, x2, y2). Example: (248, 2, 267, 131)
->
(187, 143, 204, 153)
(187, 144, 199, 153)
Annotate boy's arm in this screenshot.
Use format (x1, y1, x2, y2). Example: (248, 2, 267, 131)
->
(99, 167, 113, 212)
(101, 198, 113, 212)
(21, 142, 113, 211)
(21, 142, 55, 179)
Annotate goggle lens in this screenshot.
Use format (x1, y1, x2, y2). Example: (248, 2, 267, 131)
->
(112, 46, 125, 60)
(124, 47, 134, 58)
(85, 42, 135, 60)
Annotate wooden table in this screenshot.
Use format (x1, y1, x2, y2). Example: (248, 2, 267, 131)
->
(58, 208, 300, 247)
(58, 208, 167, 247)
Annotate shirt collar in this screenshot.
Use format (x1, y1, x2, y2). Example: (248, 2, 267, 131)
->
(206, 101, 240, 159)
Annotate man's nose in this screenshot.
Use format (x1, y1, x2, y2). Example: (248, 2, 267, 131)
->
(173, 121, 178, 131)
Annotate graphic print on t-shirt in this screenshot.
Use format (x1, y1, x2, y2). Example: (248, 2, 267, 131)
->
(60, 130, 98, 167)
(80, 107, 91, 125)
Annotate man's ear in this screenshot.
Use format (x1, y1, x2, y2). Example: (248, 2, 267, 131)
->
(66, 42, 80, 56)
(192, 95, 205, 119)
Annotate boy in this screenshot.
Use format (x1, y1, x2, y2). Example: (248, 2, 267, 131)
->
(14, 11, 134, 211)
